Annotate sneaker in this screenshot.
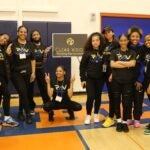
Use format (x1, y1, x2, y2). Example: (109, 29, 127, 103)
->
(2, 117, 19, 127)
(67, 110, 75, 120)
(94, 114, 99, 123)
(17, 112, 25, 121)
(84, 115, 91, 125)
(102, 116, 115, 127)
(144, 128, 150, 135)
(145, 123, 150, 129)
(30, 110, 35, 116)
(122, 123, 129, 132)
(134, 120, 141, 128)
(127, 119, 133, 126)
(116, 123, 122, 132)
(26, 114, 33, 124)
(66, 116, 75, 120)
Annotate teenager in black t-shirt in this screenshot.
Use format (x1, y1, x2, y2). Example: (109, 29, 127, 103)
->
(44, 65, 82, 121)
(102, 26, 119, 128)
(28, 30, 50, 114)
(6, 26, 36, 124)
(110, 34, 136, 132)
(80, 32, 105, 125)
(0, 34, 19, 127)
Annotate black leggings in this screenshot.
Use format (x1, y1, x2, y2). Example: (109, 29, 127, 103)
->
(11, 72, 31, 115)
(43, 100, 82, 116)
(112, 80, 133, 121)
(28, 68, 50, 110)
(86, 78, 103, 115)
(0, 77, 10, 116)
(132, 87, 144, 120)
(102, 72, 114, 118)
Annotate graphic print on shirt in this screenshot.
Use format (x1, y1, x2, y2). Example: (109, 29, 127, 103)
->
(0, 49, 4, 61)
(90, 53, 103, 63)
(14, 46, 31, 60)
(14, 46, 30, 57)
(54, 84, 67, 95)
(117, 53, 131, 61)
(103, 46, 112, 55)
(34, 48, 44, 58)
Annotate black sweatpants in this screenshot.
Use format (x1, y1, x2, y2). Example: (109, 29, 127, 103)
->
(28, 68, 50, 110)
(86, 78, 103, 115)
(112, 80, 133, 121)
(132, 86, 144, 120)
(102, 72, 114, 118)
(0, 77, 10, 116)
(43, 100, 82, 116)
(11, 72, 31, 115)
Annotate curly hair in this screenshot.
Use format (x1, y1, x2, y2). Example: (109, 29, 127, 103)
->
(127, 25, 143, 39)
(84, 32, 105, 52)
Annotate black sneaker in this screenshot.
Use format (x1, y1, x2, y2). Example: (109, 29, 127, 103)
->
(145, 123, 150, 129)
(66, 116, 75, 120)
(17, 112, 25, 121)
(122, 123, 129, 132)
(26, 114, 33, 124)
(49, 111, 54, 122)
(116, 123, 122, 132)
(144, 127, 150, 135)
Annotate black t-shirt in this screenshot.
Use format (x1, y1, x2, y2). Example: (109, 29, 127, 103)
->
(141, 45, 150, 78)
(80, 49, 103, 81)
(0, 46, 6, 78)
(110, 49, 136, 83)
(32, 43, 46, 69)
(103, 40, 119, 65)
(51, 79, 70, 102)
(9, 40, 35, 73)
(103, 40, 119, 75)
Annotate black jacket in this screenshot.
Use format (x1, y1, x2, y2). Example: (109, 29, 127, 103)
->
(80, 49, 103, 81)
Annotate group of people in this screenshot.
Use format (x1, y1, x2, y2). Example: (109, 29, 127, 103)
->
(80, 25, 150, 134)
(0, 25, 82, 127)
(0, 26, 52, 126)
(0, 25, 150, 135)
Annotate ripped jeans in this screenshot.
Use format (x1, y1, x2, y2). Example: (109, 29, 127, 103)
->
(112, 80, 133, 121)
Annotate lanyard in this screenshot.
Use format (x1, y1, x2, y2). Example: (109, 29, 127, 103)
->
(19, 44, 26, 54)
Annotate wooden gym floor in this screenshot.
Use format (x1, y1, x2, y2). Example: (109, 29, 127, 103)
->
(0, 93, 150, 150)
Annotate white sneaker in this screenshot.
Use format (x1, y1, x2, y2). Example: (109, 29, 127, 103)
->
(84, 115, 91, 125)
(94, 114, 99, 123)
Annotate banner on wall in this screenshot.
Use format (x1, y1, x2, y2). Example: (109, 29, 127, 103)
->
(52, 33, 87, 57)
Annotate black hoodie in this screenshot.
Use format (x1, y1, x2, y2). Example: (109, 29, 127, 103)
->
(80, 49, 103, 81)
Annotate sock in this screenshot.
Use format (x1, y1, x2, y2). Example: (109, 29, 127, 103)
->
(117, 118, 122, 123)
(4, 116, 10, 121)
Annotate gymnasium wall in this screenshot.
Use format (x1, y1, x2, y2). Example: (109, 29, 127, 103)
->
(0, 0, 150, 92)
